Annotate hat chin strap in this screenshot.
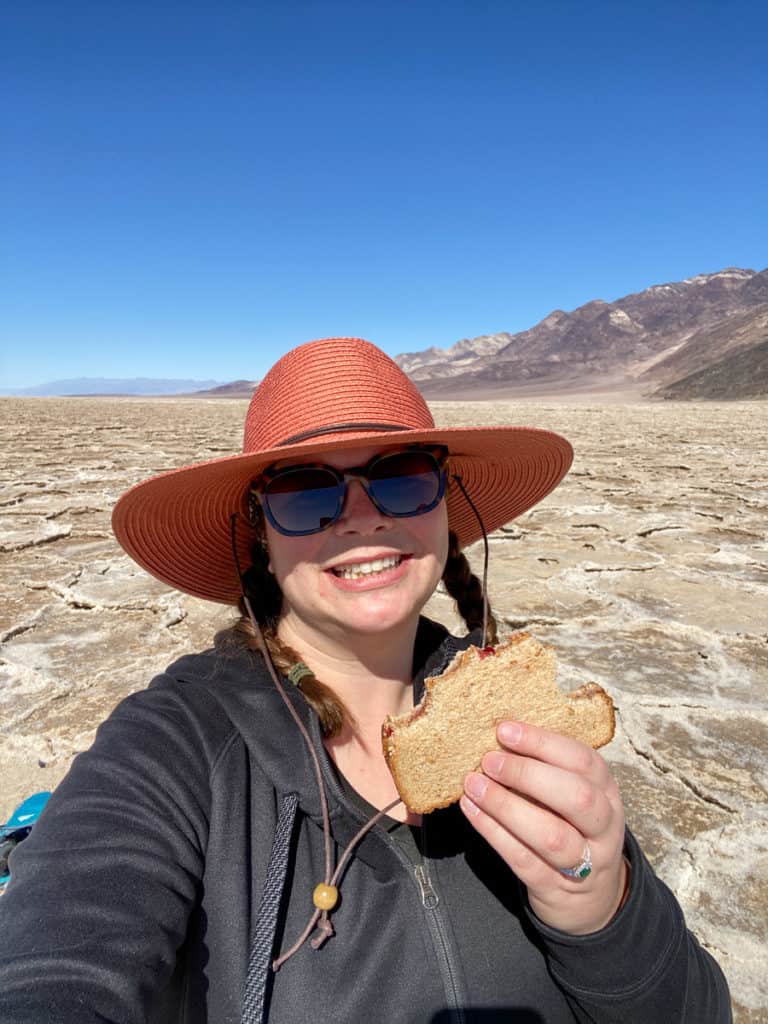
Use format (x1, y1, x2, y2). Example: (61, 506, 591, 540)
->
(450, 475, 490, 649)
(229, 513, 400, 969)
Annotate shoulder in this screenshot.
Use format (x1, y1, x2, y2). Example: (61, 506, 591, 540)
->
(153, 642, 266, 692)
(101, 644, 271, 768)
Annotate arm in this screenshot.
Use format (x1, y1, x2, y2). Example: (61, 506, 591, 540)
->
(529, 830, 732, 1023)
(460, 721, 732, 1022)
(0, 681, 223, 1023)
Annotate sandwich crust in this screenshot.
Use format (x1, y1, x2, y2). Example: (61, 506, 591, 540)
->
(382, 633, 615, 814)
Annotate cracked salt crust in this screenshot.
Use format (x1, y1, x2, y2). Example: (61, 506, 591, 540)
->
(1, 395, 766, 1018)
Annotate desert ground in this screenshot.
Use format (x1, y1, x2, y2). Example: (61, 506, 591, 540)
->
(1, 395, 766, 1020)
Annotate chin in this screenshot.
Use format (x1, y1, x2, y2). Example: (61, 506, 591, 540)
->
(336, 604, 422, 637)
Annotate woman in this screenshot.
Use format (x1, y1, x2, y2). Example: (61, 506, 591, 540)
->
(0, 337, 730, 1022)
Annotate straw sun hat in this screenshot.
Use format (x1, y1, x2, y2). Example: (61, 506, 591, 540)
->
(112, 337, 573, 604)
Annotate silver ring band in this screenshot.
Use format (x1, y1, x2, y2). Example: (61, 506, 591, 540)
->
(559, 842, 592, 880)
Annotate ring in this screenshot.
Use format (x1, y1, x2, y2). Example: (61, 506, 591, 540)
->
(559, 842, 592, 880)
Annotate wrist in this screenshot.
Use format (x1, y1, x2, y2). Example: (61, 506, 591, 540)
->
(588, 854, 631, 932)
(537, 854, 631, 935)
(561, 856, 634, 937)
(616, 854, 632, 914)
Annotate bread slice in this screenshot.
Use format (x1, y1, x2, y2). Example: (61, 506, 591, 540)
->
(382, 633, 615, 814)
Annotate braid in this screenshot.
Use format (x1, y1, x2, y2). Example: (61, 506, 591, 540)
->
(441, 530, 498, 644)
(237, 533, 282, 632)
(231, 602, 349, 737)
(217, 522, 496, 734)
(216, 514, 350, 737)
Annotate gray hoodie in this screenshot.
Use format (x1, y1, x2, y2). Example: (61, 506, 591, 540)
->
(0, 621, 731, 1023)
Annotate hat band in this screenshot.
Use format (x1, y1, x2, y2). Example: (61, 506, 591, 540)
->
(277, 422, 415, 446)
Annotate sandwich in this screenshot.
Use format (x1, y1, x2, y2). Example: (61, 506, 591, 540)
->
(382, 632, 615, 814)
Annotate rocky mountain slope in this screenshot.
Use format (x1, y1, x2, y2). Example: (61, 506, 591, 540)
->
(655, 337, 768, 400)
(192, 379, 258, 397)
(396, 268, 768, 400)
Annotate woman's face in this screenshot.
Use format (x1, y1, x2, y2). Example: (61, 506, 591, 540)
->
(263, 445, 449, 648)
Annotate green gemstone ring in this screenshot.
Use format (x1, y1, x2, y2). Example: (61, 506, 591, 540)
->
(559, 842, 592, 881)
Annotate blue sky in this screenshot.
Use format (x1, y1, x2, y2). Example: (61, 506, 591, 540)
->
(2, 1, 766, 388)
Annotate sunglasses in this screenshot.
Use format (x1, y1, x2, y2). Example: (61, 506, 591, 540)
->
(250, 446, 449, 537)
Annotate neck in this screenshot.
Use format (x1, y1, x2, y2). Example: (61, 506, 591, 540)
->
(276, 615, 424, 826)
(277, 614, 419, 720)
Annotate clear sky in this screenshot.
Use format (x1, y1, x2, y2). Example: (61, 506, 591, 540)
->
(2, 0, 766, 388)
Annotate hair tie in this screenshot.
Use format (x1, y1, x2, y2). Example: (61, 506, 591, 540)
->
(287, 662, 315, 688)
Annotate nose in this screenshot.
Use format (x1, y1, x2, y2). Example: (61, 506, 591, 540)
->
(335, 478, 392, 534)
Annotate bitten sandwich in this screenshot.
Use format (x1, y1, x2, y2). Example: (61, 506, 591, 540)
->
(382, 632, 615, 814)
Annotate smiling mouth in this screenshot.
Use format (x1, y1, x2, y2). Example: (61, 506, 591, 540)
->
(331, 555, 404, 580)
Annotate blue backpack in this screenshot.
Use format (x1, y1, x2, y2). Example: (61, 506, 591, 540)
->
(0, 791, 51, 886)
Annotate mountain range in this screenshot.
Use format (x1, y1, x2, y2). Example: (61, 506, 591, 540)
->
(395, 267, 768, 400)
(5, 267, 766, 400)
(1, 377, 222, 397)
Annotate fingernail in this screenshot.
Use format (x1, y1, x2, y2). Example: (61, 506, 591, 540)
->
(484, 751, 505, 777)
(460, 795, 480, 818)
(499, 721, 523, 745)
(465, 773, 488, 801)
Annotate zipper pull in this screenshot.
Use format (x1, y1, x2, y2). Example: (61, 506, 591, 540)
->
(414, 864, 439, 909)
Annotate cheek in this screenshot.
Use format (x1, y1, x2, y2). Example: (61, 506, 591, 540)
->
(416, 502, 450, 573)
(263, 525, 322, 584)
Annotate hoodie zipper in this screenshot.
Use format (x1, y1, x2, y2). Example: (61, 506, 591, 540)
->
(389, 818, 466, 1024)
(414, 863, 439, 909)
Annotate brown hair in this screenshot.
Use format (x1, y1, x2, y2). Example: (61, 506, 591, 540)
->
(217, 517, 497, 738)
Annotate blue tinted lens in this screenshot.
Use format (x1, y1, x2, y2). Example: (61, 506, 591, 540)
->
(264, 467, 342, 535)
(368, 451, 443, 515)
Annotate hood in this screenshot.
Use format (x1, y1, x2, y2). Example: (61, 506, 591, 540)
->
(156, 618, 479, 863)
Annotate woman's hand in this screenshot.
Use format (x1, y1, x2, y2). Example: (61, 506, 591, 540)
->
(460, 720, 628, 935)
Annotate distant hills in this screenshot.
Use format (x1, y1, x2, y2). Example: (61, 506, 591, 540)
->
(5, 267, 766, 401)
(395, 267, 768, 400)
(193, 379, 259, 397)
(1, 377, 223, 397)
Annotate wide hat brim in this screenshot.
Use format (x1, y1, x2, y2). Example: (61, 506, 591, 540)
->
(113, 424, 573, 605)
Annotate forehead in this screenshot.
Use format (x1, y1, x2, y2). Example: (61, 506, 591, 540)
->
(272, 444, 405, 473)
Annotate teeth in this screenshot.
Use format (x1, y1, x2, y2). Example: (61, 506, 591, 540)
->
(334, 556, 401, 580)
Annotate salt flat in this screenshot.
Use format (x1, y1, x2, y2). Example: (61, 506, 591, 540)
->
(1, 396, 766, 1019)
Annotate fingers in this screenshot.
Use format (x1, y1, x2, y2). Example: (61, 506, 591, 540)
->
(497, 720, 610, 789)
(459, 720, 628, 934)
(460, 790, 562, 891)
(462, 774, 591, 879)
(473, 747, 614, 839)
(459, 721, 625, 883)
(462, 777, 629, 933)
(498, 719, 621, 811)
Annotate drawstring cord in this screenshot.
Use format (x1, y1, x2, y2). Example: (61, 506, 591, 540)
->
(230, 514, 400, 971)
(230, 472, 489, 970)
(451, 474, 490, 648)
(244, 591, 400, 966)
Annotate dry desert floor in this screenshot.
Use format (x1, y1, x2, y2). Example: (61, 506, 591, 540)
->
(1, 396, 766, 1020)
